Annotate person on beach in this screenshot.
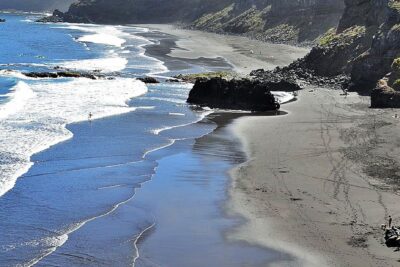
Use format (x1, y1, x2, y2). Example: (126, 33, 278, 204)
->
(88, 112, 93, 121)
(389, 215, 393, 228)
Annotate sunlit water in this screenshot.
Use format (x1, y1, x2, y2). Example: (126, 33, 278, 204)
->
(0, 13, 287, 266)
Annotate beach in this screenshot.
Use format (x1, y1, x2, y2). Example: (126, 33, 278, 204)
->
(141, 26, 400, 266)
(229, 89, 400, 266)
(2, 15, 399, 266)
(136, 24, 310, 75)
(0, 16, 307, 266)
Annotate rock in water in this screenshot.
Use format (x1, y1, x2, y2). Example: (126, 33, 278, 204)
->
(23, 71, 98, 80)
(0, 19, 5, 23)
(187, 77, 300, 111)
(137, 77, 160, 84)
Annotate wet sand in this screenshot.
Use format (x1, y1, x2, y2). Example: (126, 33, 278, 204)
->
(136, 24, 309, 75)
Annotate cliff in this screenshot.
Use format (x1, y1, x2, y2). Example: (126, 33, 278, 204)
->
(299, 0, 400, 92)
(0, 0, 75, 12)
(42, 0, 344, 43)
(192, 0, 345, 44)
(44, 0, 233, 24)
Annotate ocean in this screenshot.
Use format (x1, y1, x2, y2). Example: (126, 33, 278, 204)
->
(0, 13, 285, 266)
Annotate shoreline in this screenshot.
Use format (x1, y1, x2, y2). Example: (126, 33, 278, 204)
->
(147, 26, 400, 265)
(229, 88, 400, 266)
(0, 20, 301, 266)
(136, 24, 310, 75)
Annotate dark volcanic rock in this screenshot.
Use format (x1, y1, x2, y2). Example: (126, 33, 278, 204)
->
(250, 65, 350, 90)
(299, 0, 400, 93)
(187, 77, 300, 111)
(137, 77, 160, 84)
(37, 9, 90, 23)
(23, 71, 98, 80)
(371, 79, 400, 108)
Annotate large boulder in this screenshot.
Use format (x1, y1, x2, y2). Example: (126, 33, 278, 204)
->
(187, 77, 299, 111)
(371, 79, 400, 108)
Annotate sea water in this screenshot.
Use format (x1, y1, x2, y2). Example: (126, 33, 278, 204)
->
(0, 13, 286, 266)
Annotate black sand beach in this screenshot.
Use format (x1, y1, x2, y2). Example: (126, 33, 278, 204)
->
(0, 25, 308, 266)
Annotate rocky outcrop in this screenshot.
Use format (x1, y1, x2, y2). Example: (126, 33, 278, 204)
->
(23, 71, 99, 80)
(187, 77, 300, 111)
(298, 0, 400, 93)
(371, 79, 400, 108)
(137, 77, 160, 84)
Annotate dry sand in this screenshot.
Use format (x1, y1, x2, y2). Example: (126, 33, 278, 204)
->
(230, 88, 400, 266)
(137, 24, 309, 74)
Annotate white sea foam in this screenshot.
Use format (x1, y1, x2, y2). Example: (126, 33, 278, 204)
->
(0, 77, 147, 197)
(52, 24, 131, 72)
(59, 25, 128, 47)
(0, 69, 32, 79)
(272, 91, 296, 104)
(59, 57, 128, 73)
(0, 81, 35, 120)
(151, 110, 213, 135)
(78, 33, 126, 47)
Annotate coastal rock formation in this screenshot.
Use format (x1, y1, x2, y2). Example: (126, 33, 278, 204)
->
(371, 79, 400, 108)
(299, 0, 400, 93)
(137, 77, 160, 84)
(38, 0, 344, 43)
(187, 77, 300, 111)
(23, 71, 99, 80)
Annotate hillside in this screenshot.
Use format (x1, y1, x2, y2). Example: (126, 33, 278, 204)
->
(42, 0, 344, 43)
(47, 0, 233, 24)
(191, 0, 345, 44)
(0, 0, 76, 12)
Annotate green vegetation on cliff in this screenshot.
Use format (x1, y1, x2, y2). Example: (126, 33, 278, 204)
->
(192, 0, 344, 44)
(50, 0, 344, 44)
(319, 26, 366, 47)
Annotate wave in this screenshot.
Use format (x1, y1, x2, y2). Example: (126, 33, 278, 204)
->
(0, 77, 147, 197)
(58, 57, 128, 73)
(78, 33, 126, 47)
(0, 81, 35, 120)
(151, 110, 213, 135)
(59, 25, 128, 47)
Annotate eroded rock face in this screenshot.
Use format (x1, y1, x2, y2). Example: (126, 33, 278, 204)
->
(192, 0, 344, 44)
(38, 0, 344, 43)
(371, 79, 400, 108)
(187, 77, 300, 111)
(300, 0, 400, 92)
(40, 0, 233, 24)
